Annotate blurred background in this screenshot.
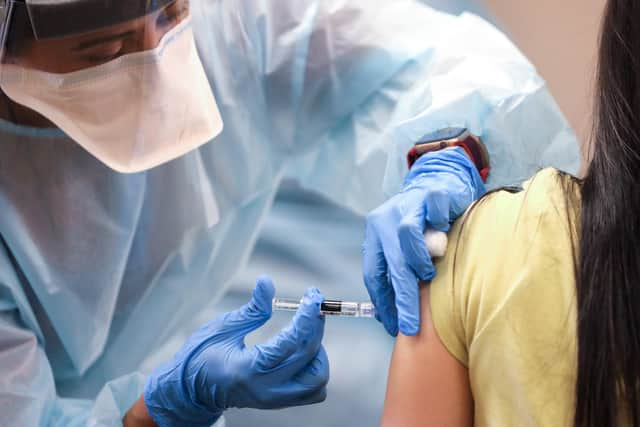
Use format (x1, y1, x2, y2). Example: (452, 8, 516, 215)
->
(198, 1, 605, 425)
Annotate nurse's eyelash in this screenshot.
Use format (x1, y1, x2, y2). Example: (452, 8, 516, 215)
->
(78, 44, 125, 63)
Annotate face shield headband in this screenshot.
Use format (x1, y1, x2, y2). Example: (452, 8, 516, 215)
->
(1, 0, 177, 42)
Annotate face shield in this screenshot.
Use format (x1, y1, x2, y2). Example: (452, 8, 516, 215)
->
(0, 0, 223, 173)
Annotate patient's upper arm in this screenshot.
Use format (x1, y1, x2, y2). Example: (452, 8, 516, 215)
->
(381, 284, 473, 427)
(380, 170, 573, 426)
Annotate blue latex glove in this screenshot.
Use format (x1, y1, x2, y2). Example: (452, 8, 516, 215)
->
(363, 147, 486, 336)
(144, 276, 329, 427)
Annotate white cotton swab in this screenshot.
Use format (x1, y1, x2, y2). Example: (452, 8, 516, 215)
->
(424, 229, 448, 258)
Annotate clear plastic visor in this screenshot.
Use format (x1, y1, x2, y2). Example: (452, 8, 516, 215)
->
(0, 0, 189, 73)
(0, 0, 223, 175)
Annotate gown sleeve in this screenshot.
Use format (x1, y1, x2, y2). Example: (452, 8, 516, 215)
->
(211, 0, 580, 214)
(0, 241, 147, 427)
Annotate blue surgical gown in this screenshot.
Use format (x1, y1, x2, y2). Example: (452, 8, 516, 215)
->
(0, 1, 580, 425)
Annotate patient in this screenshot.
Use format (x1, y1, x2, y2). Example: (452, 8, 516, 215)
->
(382, 0, 640, 426)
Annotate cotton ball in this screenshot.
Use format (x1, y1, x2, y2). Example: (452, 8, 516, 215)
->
(424, 228, 448, 258)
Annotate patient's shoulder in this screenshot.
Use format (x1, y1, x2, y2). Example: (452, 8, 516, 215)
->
(449, 167, 579, 275)
(517, 167, 581, 221)
(456, 167, 579, 259)
(429, 167, 580, 366)
(470, 167, 578, 231)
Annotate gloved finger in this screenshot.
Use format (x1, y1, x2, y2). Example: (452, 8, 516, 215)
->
(261, 346, 330, 408)
(423, 186, 451, 232)
(363, 219, 399, 336)
(254, 288, 325, 372)
(267, 347, 329, 409)
(279, 387, 328, 408)
(222, 275, 275, 341)
(292, 345, 330, 390)
(387, 260, 421, 336)
(260, 385, 328, 410)
(398, 205, 436, 282)
(373, 278, 399, 337)
(292, 387, 328, 407)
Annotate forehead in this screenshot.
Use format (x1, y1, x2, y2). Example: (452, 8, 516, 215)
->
(24, 0, 177, 39)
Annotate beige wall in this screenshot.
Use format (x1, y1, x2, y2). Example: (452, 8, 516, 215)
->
(480, 0, 606, 167)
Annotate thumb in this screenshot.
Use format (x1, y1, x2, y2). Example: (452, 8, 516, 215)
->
(223, 275, 275, 340)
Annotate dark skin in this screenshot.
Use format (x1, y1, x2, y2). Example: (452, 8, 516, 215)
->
(0, 0, 188, 129)
(123, 398, 158, 427)
(2, 2, 192, 426)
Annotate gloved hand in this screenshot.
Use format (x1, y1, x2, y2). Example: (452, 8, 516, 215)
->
(363, 147, 486, 337)
(144, 276, 329, 427)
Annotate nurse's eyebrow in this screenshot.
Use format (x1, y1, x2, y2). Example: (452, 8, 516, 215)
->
(72, 30, 136, 51)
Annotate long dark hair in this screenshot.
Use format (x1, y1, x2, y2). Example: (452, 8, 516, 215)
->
(575, 0, 640, 425)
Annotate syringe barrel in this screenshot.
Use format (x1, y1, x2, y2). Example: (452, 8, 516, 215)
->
(272, 298, 376, 318)
(322, 300, 358, 316)
(271, 298, 300, 312)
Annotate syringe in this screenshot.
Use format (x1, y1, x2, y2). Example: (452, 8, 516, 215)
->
(272, 229, 449, 319)
(272, 298, 376, 318)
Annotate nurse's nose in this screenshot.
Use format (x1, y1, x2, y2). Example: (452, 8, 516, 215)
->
(138, 23, 166, 51)
(129, 12, 180, 53)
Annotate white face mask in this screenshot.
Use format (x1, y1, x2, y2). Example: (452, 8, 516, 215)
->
(0, 18, 223, 173)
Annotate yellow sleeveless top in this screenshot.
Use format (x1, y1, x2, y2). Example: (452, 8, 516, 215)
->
(431, 168, 580, 426)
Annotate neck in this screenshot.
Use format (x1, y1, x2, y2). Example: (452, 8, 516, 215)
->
(0, 91, 57, 128)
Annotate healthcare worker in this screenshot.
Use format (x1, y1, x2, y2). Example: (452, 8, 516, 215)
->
(0, 0, 579, 426)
